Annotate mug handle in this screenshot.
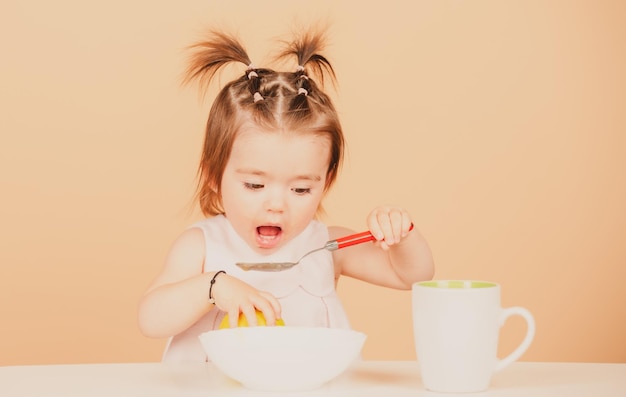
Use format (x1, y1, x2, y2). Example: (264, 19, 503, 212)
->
(494, 306, 536, 372)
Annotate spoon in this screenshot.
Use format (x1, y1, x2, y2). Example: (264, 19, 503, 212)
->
(236, 223, 414, 272)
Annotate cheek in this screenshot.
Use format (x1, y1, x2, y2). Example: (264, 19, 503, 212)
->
(294, 192, 324, 215)
(220, 183, 246, 210)
(224, 189, 248, 205)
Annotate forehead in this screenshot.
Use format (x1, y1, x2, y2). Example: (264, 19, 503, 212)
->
(229, 124, 331, 173)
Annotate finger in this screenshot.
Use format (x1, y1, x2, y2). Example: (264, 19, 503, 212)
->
(401, 213, 413, 238)
(270, 296, 282, 319)
(228, 309, 240, 329)
(378, 240, 390, 251)
(375, 211, 395, 246)
(388, 209, 405, 243)
(367, 211, 385, 241)
(241, 305, 258, 327)
(252, 299, 276, 326)
(253, 293, 281, 326)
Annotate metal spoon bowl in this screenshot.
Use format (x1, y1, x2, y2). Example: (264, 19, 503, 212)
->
(236, 246, 329, 272)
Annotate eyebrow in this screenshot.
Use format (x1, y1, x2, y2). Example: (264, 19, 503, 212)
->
(235, 168, 322, 182)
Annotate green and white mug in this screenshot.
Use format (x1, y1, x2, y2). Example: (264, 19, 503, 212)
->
(412, 280, 535, 393)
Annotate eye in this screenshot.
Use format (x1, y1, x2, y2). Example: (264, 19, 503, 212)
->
(244, 182, 264, 191)
(292, 187, 311, 195)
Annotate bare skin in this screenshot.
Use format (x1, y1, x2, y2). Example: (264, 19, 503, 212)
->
(138, 126, 434, 337)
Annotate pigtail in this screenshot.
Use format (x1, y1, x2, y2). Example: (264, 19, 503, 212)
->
(276, 30, 336, 118)
(182, 31, 252, 93)
(277, 30, 336, 86)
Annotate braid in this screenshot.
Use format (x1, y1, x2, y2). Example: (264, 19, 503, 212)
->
(290, 69, 311, 113)
(246, 67, 263, 102)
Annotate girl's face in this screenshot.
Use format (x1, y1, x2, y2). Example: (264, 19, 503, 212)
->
(220, 123, 331, 255)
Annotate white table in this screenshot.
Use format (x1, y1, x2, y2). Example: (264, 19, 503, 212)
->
(1, 361, 625, 396)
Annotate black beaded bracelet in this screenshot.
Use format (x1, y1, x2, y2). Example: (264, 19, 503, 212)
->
(208, 270, 226, 304)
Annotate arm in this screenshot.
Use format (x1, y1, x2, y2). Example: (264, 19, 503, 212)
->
(137, 228, 214, 338)
(332, 206, 434, 290)
(138, 228, 282, 338)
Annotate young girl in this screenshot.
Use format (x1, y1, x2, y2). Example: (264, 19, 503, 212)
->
(138, 29, 435, 362)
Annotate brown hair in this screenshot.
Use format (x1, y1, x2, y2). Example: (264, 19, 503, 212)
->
(183, 29, 344, 216)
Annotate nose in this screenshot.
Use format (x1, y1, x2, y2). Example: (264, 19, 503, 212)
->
(263, 187, 286, 213)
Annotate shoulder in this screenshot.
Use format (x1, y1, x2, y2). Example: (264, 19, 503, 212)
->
(170, 215, 231, 270)
(187, 215, 227, 232)
(164, 227, 206, 273)
(170, 215, 231, 265)
(170, 227, 206, 254)
(327, 224, 358, 276)
(141, 226, 206, 294)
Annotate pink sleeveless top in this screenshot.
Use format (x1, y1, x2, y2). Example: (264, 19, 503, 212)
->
(162, 215, 351, 362)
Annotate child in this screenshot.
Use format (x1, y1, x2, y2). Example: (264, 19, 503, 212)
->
(138, 29, 435, 362)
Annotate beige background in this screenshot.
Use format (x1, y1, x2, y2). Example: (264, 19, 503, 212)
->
(1, 0, 625, 365)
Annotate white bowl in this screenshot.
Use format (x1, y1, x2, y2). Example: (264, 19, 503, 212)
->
(199, 326, 366, 392)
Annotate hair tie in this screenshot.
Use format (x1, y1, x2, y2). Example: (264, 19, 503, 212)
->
(295, 65, 305, 72)
(297, 87, 308, 97)
(247, 70, 258, 79)
(253, 92, 264, 102)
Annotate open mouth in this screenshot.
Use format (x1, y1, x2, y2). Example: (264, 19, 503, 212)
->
(256, 225, 282, 248)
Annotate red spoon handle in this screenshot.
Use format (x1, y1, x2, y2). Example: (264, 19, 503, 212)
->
(334, 223, 414, 249)
(335, 230, 376, 248)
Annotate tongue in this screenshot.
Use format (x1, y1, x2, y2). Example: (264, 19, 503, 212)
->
(258, 226, 281, 236)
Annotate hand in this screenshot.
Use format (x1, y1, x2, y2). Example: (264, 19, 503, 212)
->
(367, 206, 413, 250)
(210, 273, 282, 327)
